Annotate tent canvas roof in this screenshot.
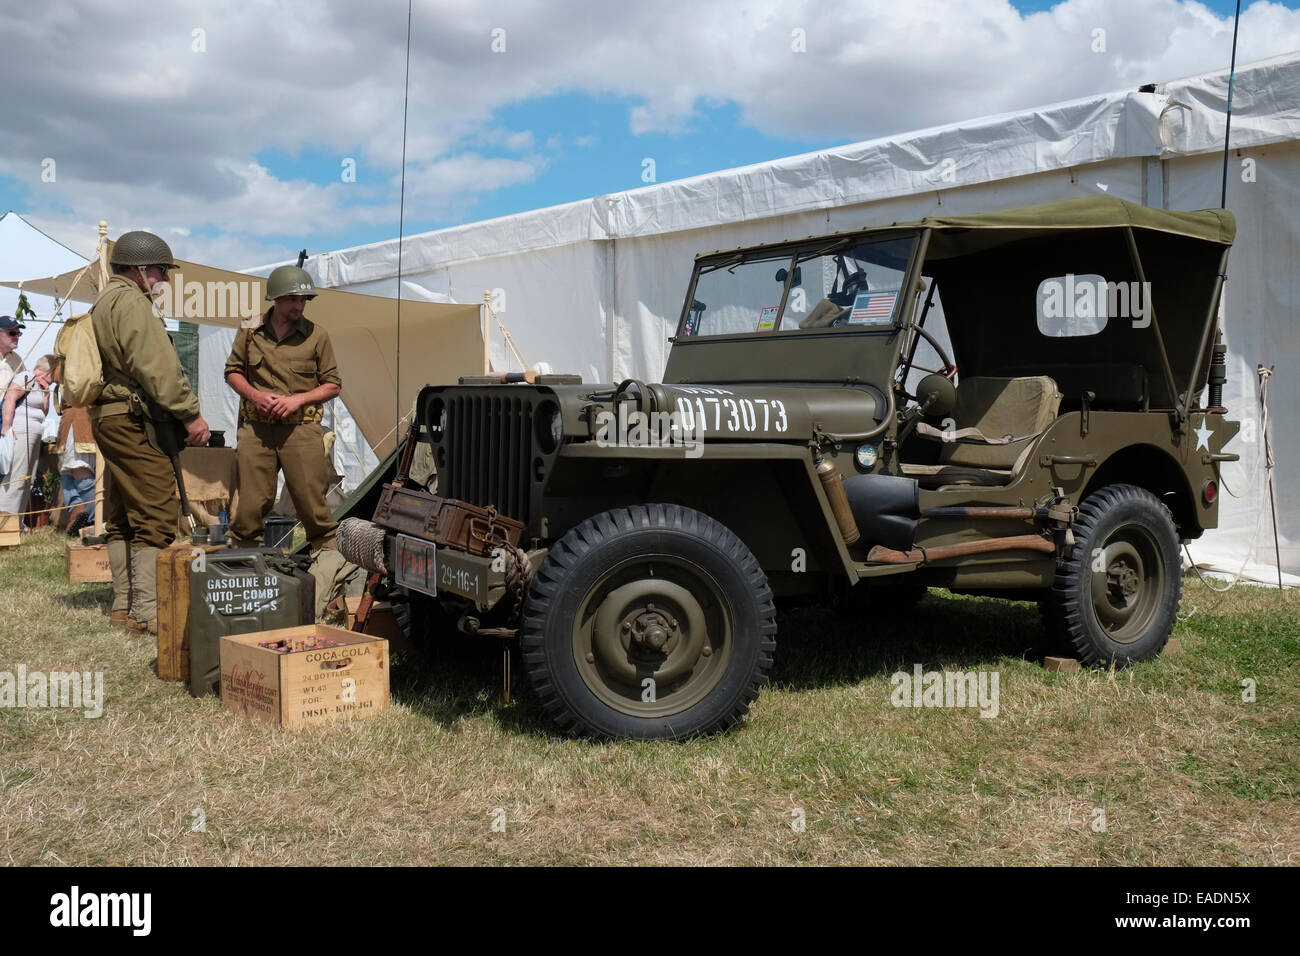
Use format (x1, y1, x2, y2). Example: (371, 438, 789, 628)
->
(693, 196, 1238, 262)
(1, 243, 483, 458)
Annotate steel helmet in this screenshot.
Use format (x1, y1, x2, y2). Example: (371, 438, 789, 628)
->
(110, 231, 177, 268)
(266, 265, 318, 300)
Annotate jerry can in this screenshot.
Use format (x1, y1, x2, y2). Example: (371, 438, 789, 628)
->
(188, 548, 315, 698)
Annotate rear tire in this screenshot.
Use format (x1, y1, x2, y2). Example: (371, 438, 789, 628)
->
(1045, 484, 1181, 666)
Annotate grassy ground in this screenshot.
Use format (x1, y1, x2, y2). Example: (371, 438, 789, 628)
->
(2, 526, 1296, 866)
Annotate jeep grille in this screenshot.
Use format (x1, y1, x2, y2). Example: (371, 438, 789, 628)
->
(442, 394, 534, 526)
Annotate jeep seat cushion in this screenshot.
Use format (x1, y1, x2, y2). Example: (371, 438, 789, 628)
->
(937, 375, 1061, 470)
(899, 462, 1012, 487)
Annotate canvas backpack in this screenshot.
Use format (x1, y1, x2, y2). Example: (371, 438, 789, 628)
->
(54, 285, 122, 408)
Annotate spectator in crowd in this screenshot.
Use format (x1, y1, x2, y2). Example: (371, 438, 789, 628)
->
(0, 315, 24, 393)
(0, 353, 55, 521)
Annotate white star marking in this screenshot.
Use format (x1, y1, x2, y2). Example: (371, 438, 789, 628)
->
(1194, 418, 1213, 451)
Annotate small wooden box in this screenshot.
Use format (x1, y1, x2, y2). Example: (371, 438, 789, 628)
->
(344, 596, 412, 652)
(66, 542, 112, 582)
(220, 625, 390, 729)
(0, 512, 20, 549)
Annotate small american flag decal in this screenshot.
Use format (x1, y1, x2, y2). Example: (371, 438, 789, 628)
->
(848, 289, 898, 324)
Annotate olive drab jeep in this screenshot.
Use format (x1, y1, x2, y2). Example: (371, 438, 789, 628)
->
(340, 196, 1240, 740)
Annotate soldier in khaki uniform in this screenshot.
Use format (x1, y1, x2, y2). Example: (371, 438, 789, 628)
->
(225, 265, 341, 552)
(91, 231, 211, 631)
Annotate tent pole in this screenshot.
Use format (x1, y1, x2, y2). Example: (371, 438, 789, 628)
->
(481, 294, 491, 374)
(97, 221, 109, 290)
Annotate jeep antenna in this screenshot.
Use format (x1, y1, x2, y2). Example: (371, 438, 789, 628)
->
(1220, 0, 1242, 209)
(395, 0, 414, 436)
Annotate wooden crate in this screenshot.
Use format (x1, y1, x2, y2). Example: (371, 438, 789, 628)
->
(344, 596, 412, 653)
(220, 624, 389, 729)
(0, 512, 19, 549)
(156, 542, 228, 681)
(65, 542, 112, 582)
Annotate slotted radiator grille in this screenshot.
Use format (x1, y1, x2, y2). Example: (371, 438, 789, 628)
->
(443, 394, 534, 525)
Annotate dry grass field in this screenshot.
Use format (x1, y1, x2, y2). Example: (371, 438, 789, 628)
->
(2, 527, 1296, 866)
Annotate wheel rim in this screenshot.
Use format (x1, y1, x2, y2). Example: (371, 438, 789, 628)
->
(1087, 524, 1165, 644)
(572, 554, 734, 718)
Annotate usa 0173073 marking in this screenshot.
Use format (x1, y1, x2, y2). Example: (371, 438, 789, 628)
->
(674, 396, 787, 434)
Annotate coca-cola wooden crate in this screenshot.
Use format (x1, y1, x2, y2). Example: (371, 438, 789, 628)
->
(220, 625, 389, 730)
(373, 484, 523, 556)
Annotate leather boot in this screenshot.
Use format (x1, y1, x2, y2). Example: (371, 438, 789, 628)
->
(129, 546, 162, 634)
(108, 538, 132, 628)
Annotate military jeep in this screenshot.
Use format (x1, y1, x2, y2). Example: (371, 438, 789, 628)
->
(345, 195, 1239, 739)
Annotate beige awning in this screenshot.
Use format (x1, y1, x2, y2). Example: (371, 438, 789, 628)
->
(2, 246, 484, 459)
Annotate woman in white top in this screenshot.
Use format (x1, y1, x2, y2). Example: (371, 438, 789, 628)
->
(0, 354, 55, 519)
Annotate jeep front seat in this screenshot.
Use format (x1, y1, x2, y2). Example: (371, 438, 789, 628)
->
(900, 375, 1061, 488)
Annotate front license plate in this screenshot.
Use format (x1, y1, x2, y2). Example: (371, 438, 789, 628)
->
(394, 534, 438, 597)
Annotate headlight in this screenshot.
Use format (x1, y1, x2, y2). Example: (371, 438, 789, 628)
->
(535, 400, 562, 453)
(855, 442, 878, 470)
(427, 397, 446, 441)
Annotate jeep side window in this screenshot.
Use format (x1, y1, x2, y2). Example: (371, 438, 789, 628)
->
(1036, 274, 1112, 336)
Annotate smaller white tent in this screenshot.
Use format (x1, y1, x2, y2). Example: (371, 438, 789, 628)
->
(0, 212, 91, 364)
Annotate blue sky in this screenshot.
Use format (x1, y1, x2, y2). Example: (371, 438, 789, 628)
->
(2, 0, 1298, 270)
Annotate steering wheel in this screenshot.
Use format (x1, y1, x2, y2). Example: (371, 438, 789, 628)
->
(895, 323, 956, 403)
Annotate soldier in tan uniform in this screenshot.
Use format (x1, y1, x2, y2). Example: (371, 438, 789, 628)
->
(225, 265, 341, 552)
(91, 231, 210, 631)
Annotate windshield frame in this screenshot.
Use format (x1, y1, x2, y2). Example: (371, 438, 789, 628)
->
(676, 229, 922, 341)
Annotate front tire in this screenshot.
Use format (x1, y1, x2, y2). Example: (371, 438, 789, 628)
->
(1046, 484, 1181, 666)
(520, 504, 776, 739)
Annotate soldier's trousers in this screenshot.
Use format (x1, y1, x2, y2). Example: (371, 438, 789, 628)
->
(92, 412, 180, 549)
(231, 420, 337, 550)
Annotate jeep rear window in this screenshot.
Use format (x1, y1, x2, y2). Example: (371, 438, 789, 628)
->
(682, 235, 915, 338)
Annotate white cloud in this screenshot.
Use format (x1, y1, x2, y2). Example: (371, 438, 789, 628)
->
(2, 0, 1298, 267)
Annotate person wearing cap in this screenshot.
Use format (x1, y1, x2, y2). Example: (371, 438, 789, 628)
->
(224, 265, 342, 552)
(92, 230, 210, 632)
(0, 315, 24, 394)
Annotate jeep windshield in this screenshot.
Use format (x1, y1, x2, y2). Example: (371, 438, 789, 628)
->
(680, 234, 916, 338)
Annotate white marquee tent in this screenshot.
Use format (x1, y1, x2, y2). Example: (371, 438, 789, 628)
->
(224, 52, 1300, 582)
